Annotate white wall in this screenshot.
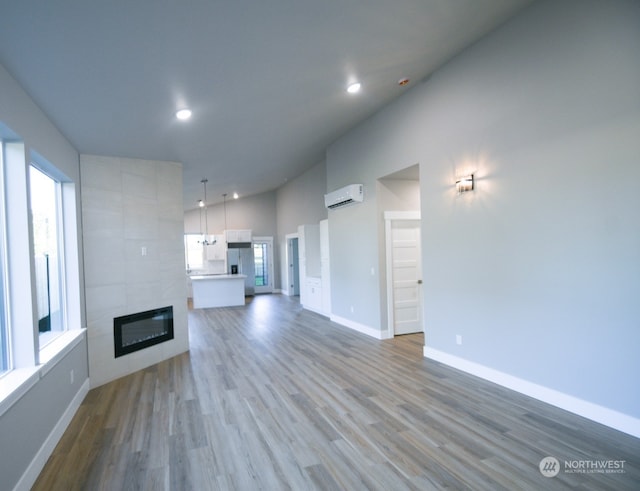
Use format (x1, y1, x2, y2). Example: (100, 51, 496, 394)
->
(326, 0, 640, 429)
(82, 155, 189, 387)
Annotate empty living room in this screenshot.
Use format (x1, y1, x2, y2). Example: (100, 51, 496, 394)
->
(1, 0, 639, 489)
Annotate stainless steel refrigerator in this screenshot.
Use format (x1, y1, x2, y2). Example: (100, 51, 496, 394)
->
(227, 245, 255, 296)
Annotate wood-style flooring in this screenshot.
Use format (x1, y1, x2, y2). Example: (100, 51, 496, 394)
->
(33, 294, 639, 490)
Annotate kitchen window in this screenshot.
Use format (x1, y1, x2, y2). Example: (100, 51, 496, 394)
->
(184, 234, 205, 272)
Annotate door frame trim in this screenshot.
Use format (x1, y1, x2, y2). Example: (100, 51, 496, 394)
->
(384, 211, 421, 338)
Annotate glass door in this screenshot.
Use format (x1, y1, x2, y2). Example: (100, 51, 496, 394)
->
(253, 237, 273, 294)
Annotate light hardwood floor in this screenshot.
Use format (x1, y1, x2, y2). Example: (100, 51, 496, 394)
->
(34, 294, 639, 490)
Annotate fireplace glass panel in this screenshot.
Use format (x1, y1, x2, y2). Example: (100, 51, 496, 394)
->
(114, 306, 174, 358)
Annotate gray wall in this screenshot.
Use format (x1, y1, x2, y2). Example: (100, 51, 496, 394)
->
(377, 176, 420, 213)
(184, 190, 279, 284)
(276, 161, 328, 291)
(184, 190, 277, 237)
(0, 63, 89, 490)
(376, 174, 420, 328)
(0, 342, 88, 489)
(184, 175, 325, 292)
(326, 0, 640, 419)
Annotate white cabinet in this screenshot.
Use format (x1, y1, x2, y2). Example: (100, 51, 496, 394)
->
(204, 235, 227, 274)
(205, 237, 226, 260)
(191, 274, 247, 308)
(306, 277, 322, 313)
(225, 229, 252, 243)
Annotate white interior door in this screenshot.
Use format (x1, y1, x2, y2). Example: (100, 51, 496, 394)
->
(388, 217, 422, 335)
(253, 237, 273, 294)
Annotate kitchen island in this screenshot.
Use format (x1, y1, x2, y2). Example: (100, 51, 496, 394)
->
(190, 274, 247, 308)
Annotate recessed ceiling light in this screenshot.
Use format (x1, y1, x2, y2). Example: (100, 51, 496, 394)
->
(347, 82, 361, 94)
(176, 109, 192, 120)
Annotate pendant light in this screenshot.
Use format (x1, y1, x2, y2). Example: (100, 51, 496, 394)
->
(201, 179, 210, 246)
(223, 193, 228, 231)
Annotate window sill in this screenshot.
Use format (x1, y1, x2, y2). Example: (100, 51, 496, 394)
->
(0, 328, 86, 418)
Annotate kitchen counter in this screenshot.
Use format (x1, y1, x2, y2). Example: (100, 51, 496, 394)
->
(190, 274, 247, 308)
(190, 274, 247, 281)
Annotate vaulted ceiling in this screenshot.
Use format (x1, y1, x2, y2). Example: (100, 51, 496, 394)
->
(0, 0, 532, 209)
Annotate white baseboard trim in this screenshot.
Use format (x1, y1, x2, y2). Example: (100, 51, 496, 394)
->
(14, 378, 90, 491)
(423, 346, 640, 439)
(330, 315, 388, 339)
(302, 304, 325, 316)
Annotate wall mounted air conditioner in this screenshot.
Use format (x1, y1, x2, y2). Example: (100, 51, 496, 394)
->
(324, 184, 364, 209)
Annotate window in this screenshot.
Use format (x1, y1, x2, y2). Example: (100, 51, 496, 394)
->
(0, 123, 82, 410)
(0, 272, 6, 373)
(0, 142, 8, 374)
(184, 234, 205, 272)
(30, 165, 66, 346)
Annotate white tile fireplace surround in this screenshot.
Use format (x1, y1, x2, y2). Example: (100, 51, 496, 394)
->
(81, 155, 189, 387)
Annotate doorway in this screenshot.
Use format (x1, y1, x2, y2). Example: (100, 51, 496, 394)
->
(253, 237, 274, 294)
(286, 235, 300, 296)
(385, 211, 422, 336)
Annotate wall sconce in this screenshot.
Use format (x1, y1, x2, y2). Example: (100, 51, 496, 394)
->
(456, 174, 474, 193)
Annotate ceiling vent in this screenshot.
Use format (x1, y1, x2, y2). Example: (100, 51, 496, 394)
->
(324, 184, 364, 209)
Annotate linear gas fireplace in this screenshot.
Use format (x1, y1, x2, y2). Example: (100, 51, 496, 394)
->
(114, 306, 174, 358)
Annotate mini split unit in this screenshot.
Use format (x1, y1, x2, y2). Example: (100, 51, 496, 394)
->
(324, 184, 364, 209)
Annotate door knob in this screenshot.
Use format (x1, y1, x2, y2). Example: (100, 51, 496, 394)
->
(417, 279, 423, 284)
